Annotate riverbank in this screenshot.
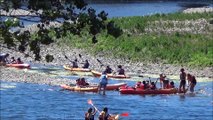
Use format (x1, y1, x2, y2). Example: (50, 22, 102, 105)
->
(0, 7, 213, 85)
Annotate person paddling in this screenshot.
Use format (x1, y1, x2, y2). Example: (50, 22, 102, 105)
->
(16, 58, 23, 64)
(117, 65, 125, 75)
(82, 60, 90, 68)
(71, 59, 78, 68)
(10, 57, 16, 64)
(85, 107, 97, 120)
(104, 66, 113, 74)
(98, 107, 111, 120)
(0, 53, 9, 65)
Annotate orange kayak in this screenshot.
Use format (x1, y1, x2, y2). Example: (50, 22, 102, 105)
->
(60, 84, 98, 92)
(119, 87, 185, 95)
(63, 65, 91, 72)
(6, 63, 30, 68)
(91, 70, 130, 79)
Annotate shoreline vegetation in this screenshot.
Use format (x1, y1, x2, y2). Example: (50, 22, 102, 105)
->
(0, 7, 213, 86)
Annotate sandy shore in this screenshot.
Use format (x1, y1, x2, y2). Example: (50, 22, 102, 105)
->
(0, 7, 213, 85)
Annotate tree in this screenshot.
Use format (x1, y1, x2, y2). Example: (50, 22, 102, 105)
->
(0, 0, 122, 62)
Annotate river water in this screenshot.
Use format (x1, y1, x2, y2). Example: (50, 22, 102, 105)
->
(1, 79, 212, 120)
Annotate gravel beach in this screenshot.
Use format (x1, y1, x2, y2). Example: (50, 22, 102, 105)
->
(1, 7, 213, 85)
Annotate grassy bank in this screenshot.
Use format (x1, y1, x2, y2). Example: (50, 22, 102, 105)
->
(59, 12, 213, 67)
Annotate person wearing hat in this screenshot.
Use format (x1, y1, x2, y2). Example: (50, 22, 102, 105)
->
(179, 68, 186, 93)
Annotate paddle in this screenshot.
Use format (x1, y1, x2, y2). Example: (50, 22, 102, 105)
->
(87, 99, 129, 117)
(97, 59, 104, 67)
(87, 99, 100, 113)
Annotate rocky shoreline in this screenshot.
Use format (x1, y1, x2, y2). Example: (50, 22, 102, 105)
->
(1, 7, 213, 85)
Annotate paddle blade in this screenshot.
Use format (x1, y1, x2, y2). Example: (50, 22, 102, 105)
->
(120, 112, 129, 117)
(88, 99, 93, 105)
(79, 54, 82, 58)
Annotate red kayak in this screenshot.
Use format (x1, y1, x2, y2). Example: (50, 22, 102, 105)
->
(91, 70, 130, 79)
(119, 87, 185, 95)
(6, 63, 30, 69)
(91, 82, 127, 90)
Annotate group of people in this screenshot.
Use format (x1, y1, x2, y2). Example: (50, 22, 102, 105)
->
(85, 107, 111, 120)
(71, 59, 90, 69)
(75, 77, 90, 87)
(0, 53, 23, 65)
(132, 68, 197, 93)
(179, 68, 197, 93)
(104, 65, 125, 75)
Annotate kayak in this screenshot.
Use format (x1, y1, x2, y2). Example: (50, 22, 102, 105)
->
(63, 65, 91, 72)
(119, 87, 185, 95)
(69, 82, 127, 91)
(91, 82, 127, 90)
(91, 70, 130, 79)
(60, 84, 98, 92)
(6, 63, 30, 68)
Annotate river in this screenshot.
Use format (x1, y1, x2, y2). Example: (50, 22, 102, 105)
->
(1, 1, 213, 120)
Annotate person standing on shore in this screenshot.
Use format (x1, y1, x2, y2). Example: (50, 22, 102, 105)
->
(179, 68, 186, 93)
(98, 71, 108, 95)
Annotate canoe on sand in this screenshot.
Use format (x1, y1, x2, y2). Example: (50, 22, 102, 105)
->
(63, 65, 91, 72)
(6, 63, 30, 68)
(91, 70, 130, 79)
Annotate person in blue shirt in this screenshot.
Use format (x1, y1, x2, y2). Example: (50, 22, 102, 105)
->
(99, 71, 108, 95)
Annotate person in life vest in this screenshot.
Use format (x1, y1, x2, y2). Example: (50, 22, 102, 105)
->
(149, 82, 156, 90)
(82, 59, 90, 68)
(16, 58, 23, 64)
(117, 65, 125, 75)
(10, 57, 16, 64)
(179, 68, 186, 93)
(71, 59, 78, 68)
(104, 66, 113, 74)
(85, 107, 97, 120)
(99, 107, 111, 120)
(99, 71, 108, 95)
(135, 81, 142, 88)
(168, 81, 175, 88)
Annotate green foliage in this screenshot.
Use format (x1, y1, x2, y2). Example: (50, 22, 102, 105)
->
(60, 12, 213, 67)
(0, 0, 121, 61)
